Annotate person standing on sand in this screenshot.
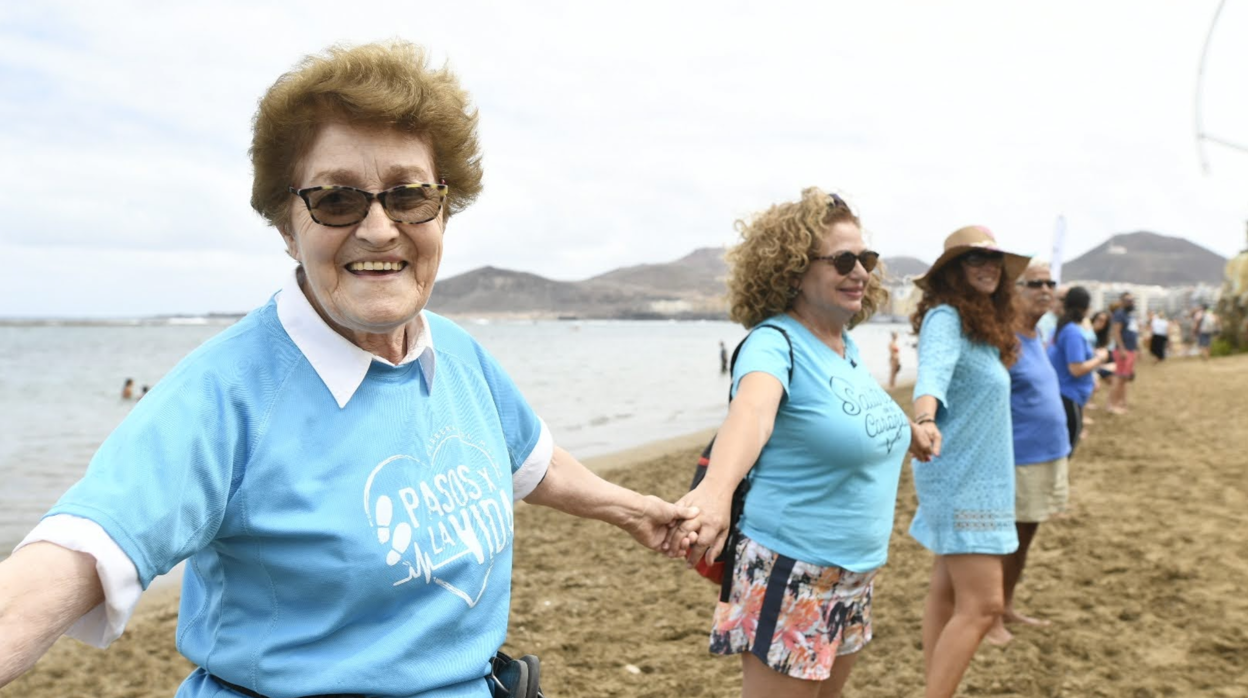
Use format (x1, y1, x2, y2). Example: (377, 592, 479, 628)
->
(668, 188, 933, 698)
(908, 225, 1029, 698)
(1197, 305, 1219, 359)
(0, 41, 694, 698)
(1148, 311, 1170, 363)
(888, 331, 902, 388)
(985, 261, 1072, 646)
(1048, 287, 1108, 455)
(120, 378, 134, 400)
(720, 340, 730, 374)
(1108, 292, 1140, 414)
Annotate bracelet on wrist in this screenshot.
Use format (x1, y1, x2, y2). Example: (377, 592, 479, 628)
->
(916, 418, 936, 425)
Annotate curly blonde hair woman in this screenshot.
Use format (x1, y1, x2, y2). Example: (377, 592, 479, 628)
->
(727, 187, 887, 329)
(670, 187, 933, 698)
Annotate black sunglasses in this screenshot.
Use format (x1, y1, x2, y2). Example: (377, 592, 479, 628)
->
(811, 250, 880, 275)
(290, 182, 449, 227)
(1018, 279, 1057, 289)
(960, 250, 1004, 267)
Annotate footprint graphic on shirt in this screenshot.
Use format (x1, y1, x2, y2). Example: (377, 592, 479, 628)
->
(372, 494, 432, 583)
(374, 495, 411, 565)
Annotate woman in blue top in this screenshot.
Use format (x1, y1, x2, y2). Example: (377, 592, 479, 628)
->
(0, 41, 694, 698)
(909, 226, 1030, 698)
(1048, 286, 1110, 455)
(669, 188, 932, 698)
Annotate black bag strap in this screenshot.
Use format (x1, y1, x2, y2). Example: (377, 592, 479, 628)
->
(710, 323, 794, 603)
(725, 323, 794, 403)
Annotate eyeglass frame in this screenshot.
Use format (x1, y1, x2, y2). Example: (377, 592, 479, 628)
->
(959, 250, 1005, 267)
(1017, 279, 1057, 289)
(288, 182, 449, 227)
(810, 249, 880, 275)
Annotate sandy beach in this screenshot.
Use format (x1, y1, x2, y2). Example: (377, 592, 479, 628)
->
(5, 353, 1246, 697)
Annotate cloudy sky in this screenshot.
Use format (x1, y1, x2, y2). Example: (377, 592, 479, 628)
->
(2, 0, 1246, 317)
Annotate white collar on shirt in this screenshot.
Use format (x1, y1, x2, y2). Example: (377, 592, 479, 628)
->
(275, 269, 436, 408)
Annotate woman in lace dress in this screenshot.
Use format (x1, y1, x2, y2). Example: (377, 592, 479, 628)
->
(908, 226, 1030, 698)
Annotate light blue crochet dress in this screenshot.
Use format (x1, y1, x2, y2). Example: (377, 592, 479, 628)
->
(910, 305, 1019, 555)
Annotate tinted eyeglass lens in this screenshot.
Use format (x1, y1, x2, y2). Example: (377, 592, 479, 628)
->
(827, 251, 879, 274)
(306, 188, 371, 226)
(1023, 280, 1057, 289)
(962, 251, 1004, 267)
(383, 186, 442, 224)
(858, 251, 880, 273)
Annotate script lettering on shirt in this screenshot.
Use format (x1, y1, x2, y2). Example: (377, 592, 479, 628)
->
(362, 431, 514, 608)
(830, 376, 910, 454)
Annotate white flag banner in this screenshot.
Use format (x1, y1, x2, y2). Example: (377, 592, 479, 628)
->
(1051, 215, 1067, 284)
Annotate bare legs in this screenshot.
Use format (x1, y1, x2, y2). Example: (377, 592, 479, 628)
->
(741, 650, 861, 698)
(921, 554, 1005, 698)
(987, 522, 1049, 645)
(1108, 375, 1128, 414)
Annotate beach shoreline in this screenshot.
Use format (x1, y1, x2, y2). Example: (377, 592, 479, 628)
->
(5, 360, 1246, 696)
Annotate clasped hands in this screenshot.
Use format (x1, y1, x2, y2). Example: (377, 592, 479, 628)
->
(614, 486, 727, 567)
(630, 420, 941, 568)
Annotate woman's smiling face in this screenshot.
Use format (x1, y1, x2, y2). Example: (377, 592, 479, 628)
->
(960, 252, 1003, 296)
(282, 122, 445, 341)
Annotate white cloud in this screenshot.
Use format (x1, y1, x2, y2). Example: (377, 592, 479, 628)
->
(1, 0, 1245, 316)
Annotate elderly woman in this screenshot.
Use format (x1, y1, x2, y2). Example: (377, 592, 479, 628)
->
(670, 188, 931, 698)
(908, 226, 1029, 698)
(0, 41, 691, 698)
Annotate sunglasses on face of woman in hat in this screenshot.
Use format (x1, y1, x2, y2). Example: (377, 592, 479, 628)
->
(959, 250, 1005, 268)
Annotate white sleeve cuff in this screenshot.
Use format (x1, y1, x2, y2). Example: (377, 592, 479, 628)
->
(14, 514, 143, 648)
(512, 420, 553, 501)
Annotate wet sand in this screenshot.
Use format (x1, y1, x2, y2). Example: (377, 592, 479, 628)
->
(5, 354, 1247, 697)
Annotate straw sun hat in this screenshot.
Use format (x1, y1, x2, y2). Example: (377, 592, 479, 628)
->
(913, 225, 1031, 290)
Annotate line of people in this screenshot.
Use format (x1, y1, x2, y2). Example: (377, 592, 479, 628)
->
(0, 39, 1137, 698)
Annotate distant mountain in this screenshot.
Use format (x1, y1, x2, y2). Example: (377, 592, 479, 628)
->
(428, 232, 1221, 319)
(426, 266, 634, 315)
(589, 247, 728, 296)
(882, 256, 929, 280)
(1062, 232, 1226, 286)
(427, 249, 730, 319)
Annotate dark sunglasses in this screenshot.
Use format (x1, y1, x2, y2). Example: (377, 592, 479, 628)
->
(811, 250, 880, 275)
(289, 182, 449, 227)
(1018, 279, 1057, 289)
(960, 250, 1004, 267)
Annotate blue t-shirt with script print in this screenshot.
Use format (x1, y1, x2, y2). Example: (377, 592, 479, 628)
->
(731, 314, 910, 572)
(46, 301, 542, 698)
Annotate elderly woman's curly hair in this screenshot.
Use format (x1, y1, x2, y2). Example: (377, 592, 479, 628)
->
(250, 40, 483, 230)
(727, 187, 888, 329)
(909, 260, 1020, 366)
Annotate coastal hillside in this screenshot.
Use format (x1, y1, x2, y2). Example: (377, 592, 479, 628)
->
(588, 247, 728, 296)
(427, 231, 1220, 319)
(427, 250, 729, 319)
(1063, 231, 1226, 285)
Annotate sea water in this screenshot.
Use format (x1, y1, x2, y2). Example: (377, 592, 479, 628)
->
(0, 318, 916, 553)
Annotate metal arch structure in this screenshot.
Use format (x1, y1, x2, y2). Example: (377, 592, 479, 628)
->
(1195, 0, 1248, 174)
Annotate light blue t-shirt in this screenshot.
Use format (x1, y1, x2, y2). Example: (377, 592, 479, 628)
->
(1049, 321, 1095, 404)
(47, 301, 543, 698)
(1009, 333, 1071, 464)
(731, 314, 910, 572)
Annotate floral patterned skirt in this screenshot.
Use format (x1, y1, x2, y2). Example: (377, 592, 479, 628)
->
(709, 534, 877, 681)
